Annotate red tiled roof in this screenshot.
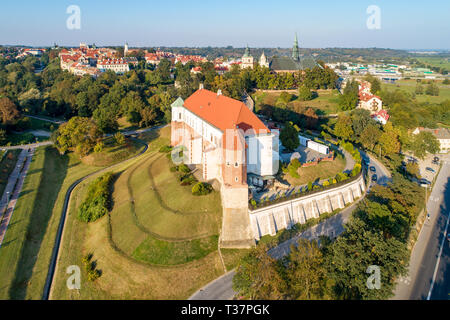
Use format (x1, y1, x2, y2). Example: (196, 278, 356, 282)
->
(183, 89, 269, 134)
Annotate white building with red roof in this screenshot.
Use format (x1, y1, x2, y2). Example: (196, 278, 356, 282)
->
(357, 80, 383, 113)
(97, 58, 130, 74)
(171, 88, 279, 247)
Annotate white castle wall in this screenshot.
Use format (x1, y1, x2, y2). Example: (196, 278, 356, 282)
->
(249, 174, 365, 240)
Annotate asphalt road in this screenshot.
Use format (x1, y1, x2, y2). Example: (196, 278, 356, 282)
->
(189, 151, 392, 300)
(393, 155, 450, 300)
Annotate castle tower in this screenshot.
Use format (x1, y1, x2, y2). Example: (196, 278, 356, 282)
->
(259, 51, 269, 68)
(241, 44, 254, 69)
(292, 33, 300, 61)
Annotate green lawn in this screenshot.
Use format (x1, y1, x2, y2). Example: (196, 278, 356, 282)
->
(81, 137, 145, 167)
(132, 235, 218, 265)
(50, 126, 227, 299)
(253, 89, 340, 115)
(0, 135, 149, 299)
(283, 151, 346, 186)
(0, 149, 21, 198)
(381, 79, 450, 104)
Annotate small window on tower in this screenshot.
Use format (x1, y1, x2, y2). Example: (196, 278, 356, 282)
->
(234, 162, 239, 167)
(235, 177, 238, 182)
(179, 113, 181, 120)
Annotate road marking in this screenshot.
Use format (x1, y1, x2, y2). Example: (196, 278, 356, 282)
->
(427, 210, 450, 300)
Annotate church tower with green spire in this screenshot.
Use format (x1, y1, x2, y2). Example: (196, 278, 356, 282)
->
(241, 44, 254, 69)
(292, 33, 300, 61)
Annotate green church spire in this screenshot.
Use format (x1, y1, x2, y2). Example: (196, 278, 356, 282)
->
(243, 44, 250, 58)
(292, 33, 300, 61)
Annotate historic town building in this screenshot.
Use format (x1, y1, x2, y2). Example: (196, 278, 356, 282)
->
(269, 33, 318, 73)
(259, 51, 269, 68)
(241, 45, 254, 69)
(357, 80, 383, 112)
(171, 88, 279, 247)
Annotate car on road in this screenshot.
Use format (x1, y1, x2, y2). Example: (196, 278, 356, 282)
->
(369, 166, 376, 172)
(371, 174, 377, 182)
(363, 158, 370, 166)
(426, 167, 436, 173)
(447, 233, 450, 243)
(419, 178, 431, 185)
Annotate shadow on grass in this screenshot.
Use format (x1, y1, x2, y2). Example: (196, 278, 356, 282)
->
(9, 146, 69, 299)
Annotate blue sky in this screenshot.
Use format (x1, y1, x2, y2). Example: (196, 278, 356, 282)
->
(1, 0, 449, 49)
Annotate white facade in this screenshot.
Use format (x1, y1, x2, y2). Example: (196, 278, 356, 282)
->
(172, 100, 279, 181)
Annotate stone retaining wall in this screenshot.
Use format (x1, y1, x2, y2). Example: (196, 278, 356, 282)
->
(248, 174, 365, 240)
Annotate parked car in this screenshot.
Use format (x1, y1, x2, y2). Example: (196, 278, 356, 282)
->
(433, 156, 440, 162)
(371, 174, 378, 182)
(426, 167, 436, 173)
(419, 178, 431, 185)
(369, 166, 376, 172)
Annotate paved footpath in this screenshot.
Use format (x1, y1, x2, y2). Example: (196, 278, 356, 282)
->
(0, 148, 34, 247)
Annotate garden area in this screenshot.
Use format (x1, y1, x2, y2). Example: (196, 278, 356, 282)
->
(252, 89, 341, 116)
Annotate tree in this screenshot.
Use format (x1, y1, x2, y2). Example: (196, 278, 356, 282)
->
(425, 82, 439, 96)
(53, 116, 102, 156)
(327, 217, 408, 300)
(338, 79, 359, 111)
(304, 107, 318, 129)
(285, 239, 327, 299)
(351, 109, 372, 137)
(280, 122, 300, 152)
(359, 123, 382, 151)
(298, 85, 314, 101)
(114, 132, 126, 145)
(0, 97, 20, 124)
(139, 107, 157, 127)
(0, 129, 6, 145)
(333, 115, 354, 141)
(408, 131, 440, 159)
(378, 122, 400, 156)
(415, 83, 424, 95)
(232, 245, 286, 299)
(364, 74, 381, 95)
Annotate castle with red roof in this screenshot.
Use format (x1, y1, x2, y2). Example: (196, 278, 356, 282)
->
(171, 88, 279, 247)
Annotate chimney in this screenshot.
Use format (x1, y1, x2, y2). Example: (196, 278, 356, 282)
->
(199, 83, 204, 90)
(217, 89, 222, 96)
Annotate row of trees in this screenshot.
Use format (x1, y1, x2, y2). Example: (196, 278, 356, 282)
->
(233, 174, 422, 300)
(326, 109, 439, 159)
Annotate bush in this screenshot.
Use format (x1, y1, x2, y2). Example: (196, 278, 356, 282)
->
(192, 182, 213, 196)
(180, 175, 197, 186)
(250, 199, 257, 208)
(77, 172, 114, 222)
(159, 145, 172, 153)
(323, 180, 330, 187)
(351, 163, 361, 177)
(178, 164, 191, 173)
(114, 132, 126, 145)
(88, 269, 101, 281)
(307, 181, 313, 191)
(94, 141, 104, 153)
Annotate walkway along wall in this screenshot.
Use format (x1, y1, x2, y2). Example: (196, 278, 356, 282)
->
(248, 174, 365, 240)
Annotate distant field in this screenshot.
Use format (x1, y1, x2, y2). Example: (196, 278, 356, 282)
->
(253, 89, 340, 115)
(415, 57, 450, 71)
(381, 79, 450, 103)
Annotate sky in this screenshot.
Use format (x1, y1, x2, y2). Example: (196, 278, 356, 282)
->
(0, 0, 449, 49)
